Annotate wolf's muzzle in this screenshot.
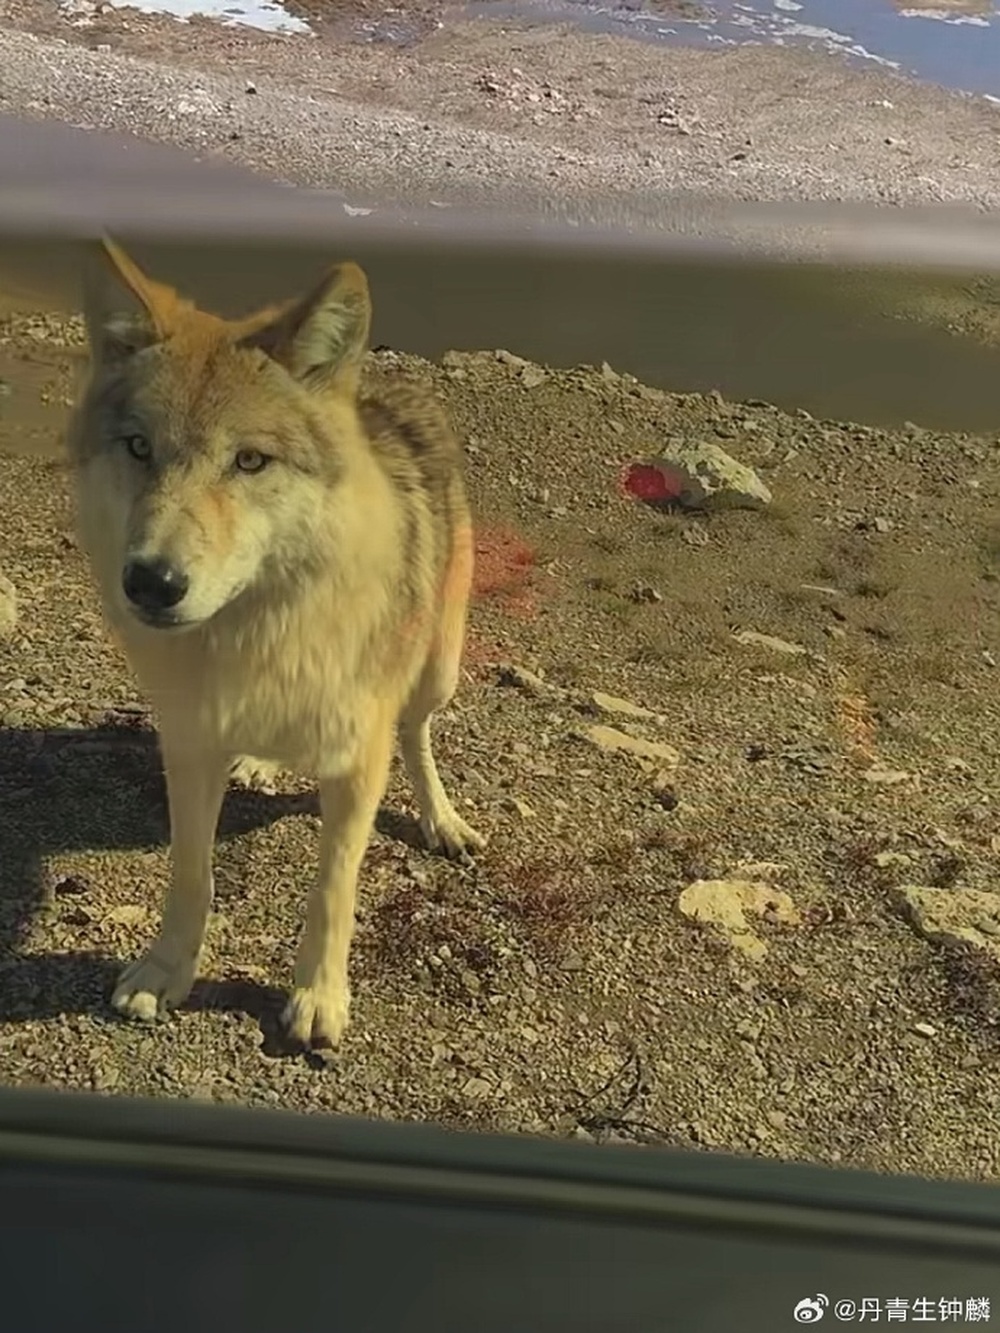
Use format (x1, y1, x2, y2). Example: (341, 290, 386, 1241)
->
(122, 556, 190, 621)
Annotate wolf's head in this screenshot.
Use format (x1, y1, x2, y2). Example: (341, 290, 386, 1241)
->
(69, 238, 372, 631)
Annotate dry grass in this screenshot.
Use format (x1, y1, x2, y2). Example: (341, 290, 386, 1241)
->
(365, 878, 505, 1001)
(637, 827, 716, 881)
(935, 940, 1000, 1033)
(492, 836, 638, 961)
(496, 856, 596, 960)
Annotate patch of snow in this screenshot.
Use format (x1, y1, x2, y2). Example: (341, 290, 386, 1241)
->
(898, 8, 990, 23)
(60, 0, 312, 35)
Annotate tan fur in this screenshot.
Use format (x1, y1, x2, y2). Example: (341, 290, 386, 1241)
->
(66, 238, 485, 1049)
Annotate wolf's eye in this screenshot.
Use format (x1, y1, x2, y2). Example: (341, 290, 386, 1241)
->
(121, 433, 151, 461)
(235, 448, 270, 474)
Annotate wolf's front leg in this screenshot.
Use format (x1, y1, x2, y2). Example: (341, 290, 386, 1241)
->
(283, 717, 394, 1049)
(112, 738, 229, 1021)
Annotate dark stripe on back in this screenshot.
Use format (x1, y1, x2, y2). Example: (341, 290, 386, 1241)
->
(358, 381, 468, 637)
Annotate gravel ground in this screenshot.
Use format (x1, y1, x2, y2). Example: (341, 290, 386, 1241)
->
(2, 309, 1000, 1179)
(1, 0, 1000, 221)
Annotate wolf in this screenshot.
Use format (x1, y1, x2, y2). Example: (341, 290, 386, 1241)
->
(66, 238, 485, 1049)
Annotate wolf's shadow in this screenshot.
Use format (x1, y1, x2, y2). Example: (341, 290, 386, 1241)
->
(0, 715, 424, 1032)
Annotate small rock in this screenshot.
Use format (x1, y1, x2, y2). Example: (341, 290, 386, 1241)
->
(497, 662, 546, 694)
(650, 780, 680, 811)
(0, 574, 17, 637)
(575, 724, 680, 768)
(462, 1077, 492, 1099)
(460, 969, 482, 996)
(503, 796, 537, 820)
(495, 349, 529, 369)
(589, 691, 657, 721)
(729, 860, 785, 881)
(759, 673, 818, 701)
(52, 874, 90, 896)
(629, 581, 662, 604)
(562, 951, 585, 972)
(107, 904, 148, 927)
(733, 630, 806, 656)
(520, 365, 547, 389)
(624, 443, 771, 512)
(897, 885, 1000, 965)
(863, 765, 912, 785)
(678, 879, 800, 960)
(735, 1017, 763, 1041)
(874, 850, 913, 869)
(912, 1022, 937, 1039)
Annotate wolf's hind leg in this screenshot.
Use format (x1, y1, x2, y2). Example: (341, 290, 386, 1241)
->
(399, 522, 485, 862)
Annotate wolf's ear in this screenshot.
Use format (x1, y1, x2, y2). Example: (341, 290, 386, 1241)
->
(82, 236, 181, 364)
(244, 262, 371, 396)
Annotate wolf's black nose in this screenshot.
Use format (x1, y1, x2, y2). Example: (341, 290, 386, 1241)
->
(122, 557, 190, 613)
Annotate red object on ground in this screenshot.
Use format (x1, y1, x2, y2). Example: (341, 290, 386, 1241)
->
(464, 524, 540, 677)
(473, 525, 538, 618)
(620, 460, 684, 505)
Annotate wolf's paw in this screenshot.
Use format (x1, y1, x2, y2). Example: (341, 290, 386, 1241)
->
(422, 808, 486, 865)
(282, 983, 351, 1050)
(112, 947, 197, 1022)
(229, 756, 280, 792)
